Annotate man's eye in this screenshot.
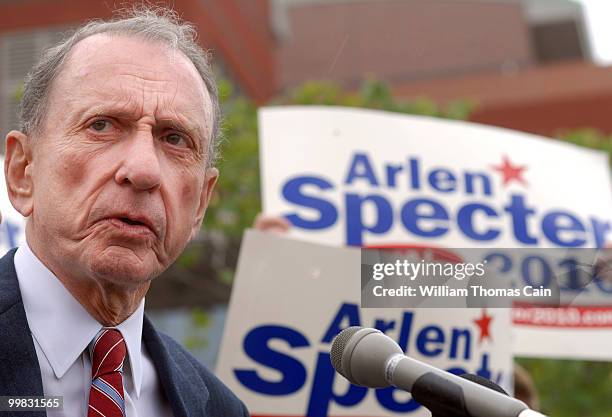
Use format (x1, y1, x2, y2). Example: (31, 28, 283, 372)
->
(90, 120, 110, 131)
(164, 133, 188, 147)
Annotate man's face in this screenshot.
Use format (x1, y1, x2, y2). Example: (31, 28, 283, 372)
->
(20, 34, 217, 285)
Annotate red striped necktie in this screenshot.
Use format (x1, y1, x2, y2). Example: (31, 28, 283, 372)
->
(87, 328, 127, 417)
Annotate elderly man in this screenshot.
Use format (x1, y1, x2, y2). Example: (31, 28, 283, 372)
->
(1, 7, 247, 417)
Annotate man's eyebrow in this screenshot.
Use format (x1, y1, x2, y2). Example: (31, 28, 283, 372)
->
(158, 117, 200, 135)
(76, 106, 204, 135)
(80, 106, 208, 143)
(76, 106, 140, 123)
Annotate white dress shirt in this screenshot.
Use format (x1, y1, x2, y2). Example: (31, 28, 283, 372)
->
(14, 242, 174, 417)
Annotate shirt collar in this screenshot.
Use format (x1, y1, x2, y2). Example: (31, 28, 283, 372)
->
(14, 241, 145, 397)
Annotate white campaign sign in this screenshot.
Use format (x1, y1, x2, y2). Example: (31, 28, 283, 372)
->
(257, 106, 612, 360)
(217, 231, 513, 417)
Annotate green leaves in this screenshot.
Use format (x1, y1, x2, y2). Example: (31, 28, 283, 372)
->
(558, 128, 612, 165)
(518, 358, 612, 417)
(275, 79, 475, 118)
(205, 93, 260, 237)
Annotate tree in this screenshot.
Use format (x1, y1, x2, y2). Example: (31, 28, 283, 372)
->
(557, 128, 612, 165)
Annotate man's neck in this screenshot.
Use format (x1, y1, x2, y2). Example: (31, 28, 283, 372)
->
(25, 237, 149, 326)
(62, 278, 150, 326)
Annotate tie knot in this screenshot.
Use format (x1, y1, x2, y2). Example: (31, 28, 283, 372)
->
(90, 328, 127, 380)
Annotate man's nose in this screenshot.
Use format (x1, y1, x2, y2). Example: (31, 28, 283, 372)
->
(114, 131, 162, 191)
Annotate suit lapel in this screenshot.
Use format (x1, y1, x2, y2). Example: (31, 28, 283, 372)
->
(0, 249, 46, 417)
(142, 315, 210, 417)
(0, 247, 210, 417)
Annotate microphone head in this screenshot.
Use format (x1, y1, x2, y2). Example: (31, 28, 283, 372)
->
(330, 326, 403, 388)
(330, 326, 363, 378)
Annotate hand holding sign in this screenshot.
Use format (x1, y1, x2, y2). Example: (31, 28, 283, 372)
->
(253, 213, 290, 234)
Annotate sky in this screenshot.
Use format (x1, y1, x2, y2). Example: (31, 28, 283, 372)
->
(575, 0, 612, 65)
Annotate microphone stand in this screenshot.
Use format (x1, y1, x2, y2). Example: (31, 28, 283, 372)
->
(420, 374, 509, 417)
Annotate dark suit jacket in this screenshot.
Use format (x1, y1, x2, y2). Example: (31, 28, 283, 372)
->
(0, 248, 249, 417)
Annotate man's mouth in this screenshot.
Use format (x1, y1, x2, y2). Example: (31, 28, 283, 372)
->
(118, 217, 146, 226)
(103, 214, 158, 237)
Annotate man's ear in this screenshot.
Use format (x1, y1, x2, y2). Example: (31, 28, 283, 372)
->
(5, 130, 34, 217)
(189, 167, 219, 241)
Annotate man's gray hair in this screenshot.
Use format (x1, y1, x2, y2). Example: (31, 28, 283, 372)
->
(19, 6, 220, 167)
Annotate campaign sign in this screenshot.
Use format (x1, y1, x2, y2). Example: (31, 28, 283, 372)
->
(0, 156, 26, 254)
(258, 106, 612, 359)
(216, 231, 513, 417)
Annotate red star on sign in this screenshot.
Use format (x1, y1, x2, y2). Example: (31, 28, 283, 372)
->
(491, 155, 528, 187)
(473, 309, 493, 344)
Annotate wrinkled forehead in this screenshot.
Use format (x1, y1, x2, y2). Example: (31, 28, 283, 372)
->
(47, 33, 213, 140)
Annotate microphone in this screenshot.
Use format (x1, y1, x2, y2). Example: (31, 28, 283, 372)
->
(330, 326, 548, 417)
(460, 373, 509, 396)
